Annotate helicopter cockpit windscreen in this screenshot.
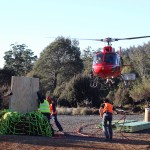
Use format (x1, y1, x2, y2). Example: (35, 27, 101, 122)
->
(104, 53, 118, 65)
(93, 53, 103, 64)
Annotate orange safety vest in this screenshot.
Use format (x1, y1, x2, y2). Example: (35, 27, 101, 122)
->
(103, 102, 113, 113)
(50, 103, 57, 115)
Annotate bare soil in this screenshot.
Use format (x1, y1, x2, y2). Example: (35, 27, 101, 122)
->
(0, 114, 150, 150)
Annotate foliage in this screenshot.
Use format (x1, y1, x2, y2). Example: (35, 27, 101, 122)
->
(132, 106, 142, 113)
(55, 73, 108, 108)
(107, 90, 115, 103)
(1, 37, 150, 109)
(119, 43, 150, 106)
(71, 74, 93, 106)
(129, 77, 150, 101)
(81, 46, 94, 73)
(127, 44, 150, 78)
(114, 87, 133, 106)
(4, 43, 37, 76)
(0, 68, 16, 85)
(31, 36, 83, 94)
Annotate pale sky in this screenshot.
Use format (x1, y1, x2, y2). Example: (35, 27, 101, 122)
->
(0, 0, 150, 68)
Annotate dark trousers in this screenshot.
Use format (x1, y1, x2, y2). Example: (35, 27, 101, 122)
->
(42, 113, 54, 136)
(102, 112, 113, 139)
(42, 113, 51, 121)
(52, 114, 63, 131)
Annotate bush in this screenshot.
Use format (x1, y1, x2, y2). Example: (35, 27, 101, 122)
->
(130, 78, 150, 101)
(132, 106, 141, 113)
(57, 99, 71, 107)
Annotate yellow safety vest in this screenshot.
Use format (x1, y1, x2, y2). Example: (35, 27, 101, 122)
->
(39, 100, 50, 113)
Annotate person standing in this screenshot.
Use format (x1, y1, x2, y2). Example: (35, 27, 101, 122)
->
(99, 98, 114, 141)
(39, 96, 51, 121)
(47, 96, 64, 133)
(37, 92, 54, 136)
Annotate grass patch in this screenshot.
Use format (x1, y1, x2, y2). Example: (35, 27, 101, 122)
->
(57, 107, 99, 115)
(57, 107, 73, 115)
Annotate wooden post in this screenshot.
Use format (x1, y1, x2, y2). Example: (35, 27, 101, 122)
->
(145, 108, 150, 122)
(10, 76, 39, 113)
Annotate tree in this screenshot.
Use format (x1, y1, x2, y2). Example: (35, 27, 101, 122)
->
(4, 43, 37, 76)
(130, 77, 150, 101)
(31, 36, 83, 93)
(127, 44, 150, 78)
(120, 43, 150, 105)
(0, 68, 16, 85)
(81, 46, 93, 73)
(54, 73, 108, 108)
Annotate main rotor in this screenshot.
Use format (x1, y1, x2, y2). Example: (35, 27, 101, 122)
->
(80, 36, 150, 46)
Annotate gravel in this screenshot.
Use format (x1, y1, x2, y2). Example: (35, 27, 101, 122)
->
(52, 114, 145, 134)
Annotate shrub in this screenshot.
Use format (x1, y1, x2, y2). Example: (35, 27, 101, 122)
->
(132, 106, 141, 113)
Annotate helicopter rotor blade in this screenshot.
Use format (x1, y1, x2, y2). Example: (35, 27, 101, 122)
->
(45, 36, 150, 43)
(115, 36, 150, 41)
(77, 38, 104, 42)
(78, 38, 116, 42)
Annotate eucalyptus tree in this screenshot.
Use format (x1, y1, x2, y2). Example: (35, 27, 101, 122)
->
(81, 46, 93, 73)
(127, 43, 150, 79)
(4, 43, 37, 76)
(32, 36, 83, 93)
(120, 43, 150, 105)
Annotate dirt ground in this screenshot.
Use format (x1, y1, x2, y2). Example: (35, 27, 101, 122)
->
(0, 114, 150, 150)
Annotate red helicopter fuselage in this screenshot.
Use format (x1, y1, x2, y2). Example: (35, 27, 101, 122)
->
(92, 46, 122, 79)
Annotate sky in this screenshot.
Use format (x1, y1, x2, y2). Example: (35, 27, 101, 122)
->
(0, 0, 150, 68)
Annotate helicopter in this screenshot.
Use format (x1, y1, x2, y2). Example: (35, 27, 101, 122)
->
(86, 36, 150, 88)
(47, 35, 150, 89)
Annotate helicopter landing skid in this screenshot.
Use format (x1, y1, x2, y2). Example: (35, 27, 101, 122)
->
(90, 76, 112, 90)
(89, 74, 128, 90)
(90, 76, 99, 88)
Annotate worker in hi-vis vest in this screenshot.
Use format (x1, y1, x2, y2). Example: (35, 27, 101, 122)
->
(37, 91, 54, 136)
(99, 98, 114, 141)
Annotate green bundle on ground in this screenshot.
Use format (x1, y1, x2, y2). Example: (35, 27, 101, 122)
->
(0, 110, 52, 137)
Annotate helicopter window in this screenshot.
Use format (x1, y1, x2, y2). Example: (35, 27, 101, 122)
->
(93, 53, 103, 64)
(104, 53, 117, 64)
(106, 48, 109, 52)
